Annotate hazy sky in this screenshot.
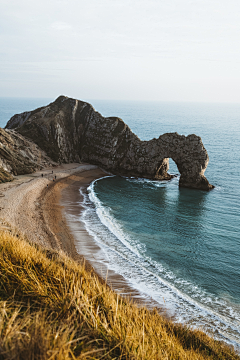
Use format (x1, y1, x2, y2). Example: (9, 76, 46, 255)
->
(1, 0, 240, 102)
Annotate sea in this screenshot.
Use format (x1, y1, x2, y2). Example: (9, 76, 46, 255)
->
(0, 97, 240, 349)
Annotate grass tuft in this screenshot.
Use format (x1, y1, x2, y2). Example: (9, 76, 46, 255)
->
(0, 230, 239, 359)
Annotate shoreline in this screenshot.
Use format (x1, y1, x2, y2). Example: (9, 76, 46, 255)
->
(0, 163, 167, 312)
(59, 169, 168, 312)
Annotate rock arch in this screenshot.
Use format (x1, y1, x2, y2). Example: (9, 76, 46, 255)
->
(6, 96, 214, 191)
(115, 132, 214, 190)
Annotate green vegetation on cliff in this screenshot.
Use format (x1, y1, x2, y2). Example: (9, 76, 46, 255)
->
(0, 230, 238, 359)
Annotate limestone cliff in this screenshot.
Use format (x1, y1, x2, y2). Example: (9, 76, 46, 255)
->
(5, 96, 214, 190)
(0, 127, 56, 182)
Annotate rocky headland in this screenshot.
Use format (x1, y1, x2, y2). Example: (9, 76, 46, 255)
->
(0, 127, 56, 182)
(3, 96, 214, 190)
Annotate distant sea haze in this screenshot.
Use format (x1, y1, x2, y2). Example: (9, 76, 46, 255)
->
(1, 97, 240, 349)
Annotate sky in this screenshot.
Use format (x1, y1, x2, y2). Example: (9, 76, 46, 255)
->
(1, 0, 240, 102)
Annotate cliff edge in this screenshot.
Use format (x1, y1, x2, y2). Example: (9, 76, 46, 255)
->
(5, 96, 214, 190)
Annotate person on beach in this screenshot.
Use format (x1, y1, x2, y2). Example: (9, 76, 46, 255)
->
(42, 174, 43, 177)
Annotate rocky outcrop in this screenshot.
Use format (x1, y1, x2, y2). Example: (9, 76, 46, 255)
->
(0, 127, 56, 180)
(0, 167, 14, 183)
(5, 96, 214, 190)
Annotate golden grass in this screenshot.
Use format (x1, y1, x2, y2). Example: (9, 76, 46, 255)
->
(0, 230, 239, 359)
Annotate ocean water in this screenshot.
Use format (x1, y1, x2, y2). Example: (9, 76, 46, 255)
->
(0, 97, 52, 128)
(1, 97, 240, 348)
(82, 100, 240, 349)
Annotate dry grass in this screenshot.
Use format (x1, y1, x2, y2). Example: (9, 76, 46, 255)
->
(0, 230, 239, 360)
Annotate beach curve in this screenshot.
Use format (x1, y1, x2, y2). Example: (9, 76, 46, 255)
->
(0, 162, 163, 310)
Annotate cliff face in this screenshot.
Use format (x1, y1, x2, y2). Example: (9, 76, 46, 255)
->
(0, 127, 56, 182)
(5, 96, 214, 190)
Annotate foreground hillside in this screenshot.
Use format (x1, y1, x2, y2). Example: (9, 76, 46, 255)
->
(0, 230, 239, 359)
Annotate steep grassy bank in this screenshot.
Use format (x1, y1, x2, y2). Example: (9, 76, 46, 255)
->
(0, 230, 239, 360)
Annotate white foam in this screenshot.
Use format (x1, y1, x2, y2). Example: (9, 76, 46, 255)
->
(87, 180, 142, 258)
(125, 174, 180, 189)
(77, 177, 240, 349)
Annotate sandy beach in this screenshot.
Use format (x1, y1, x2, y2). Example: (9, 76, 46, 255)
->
(0, 163, 163, 310)
(0, 164, 105, 265)
(0, 163, 97, 249)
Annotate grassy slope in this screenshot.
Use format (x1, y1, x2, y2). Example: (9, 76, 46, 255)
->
(0, 230, 239, 360)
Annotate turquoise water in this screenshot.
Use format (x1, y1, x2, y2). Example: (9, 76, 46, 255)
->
(1, 98, 240, 348)
(83, 100, 240, 348)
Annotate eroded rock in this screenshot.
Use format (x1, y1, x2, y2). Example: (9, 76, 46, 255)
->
(0, 127, 56, 180)
(5, 96, 214, 190)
